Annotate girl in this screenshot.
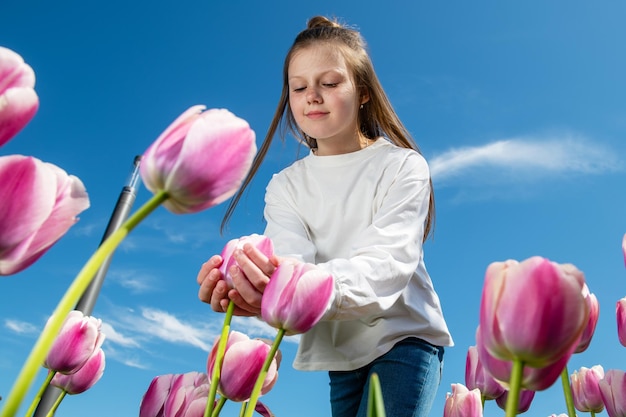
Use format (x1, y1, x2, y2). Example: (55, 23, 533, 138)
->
(197, 15, 453, 417)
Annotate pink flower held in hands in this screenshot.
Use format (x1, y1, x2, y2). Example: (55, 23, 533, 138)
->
(0, 46, 39, 147)
(261, 260, 334, 335)
(140, 106, 256, 214)
(465, 345, 505, 401)
(44, 310, 104, 374)
(50, 348, 105, 394)
(479, 256, 588, 368)
(0, 155, 90, 275)
(443, 384, 483, 417)
(219, 234, 274, 286)
(599, 369, 626, 417)
(207, 331, 279, 402)
(571, 365, 605, 413)
(617, 297, 626, 347)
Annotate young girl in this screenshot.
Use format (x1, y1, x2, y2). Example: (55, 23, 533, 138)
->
(197, 15, 453, 417)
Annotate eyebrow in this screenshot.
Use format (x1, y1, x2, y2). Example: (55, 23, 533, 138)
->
(288, 68, 346, 82)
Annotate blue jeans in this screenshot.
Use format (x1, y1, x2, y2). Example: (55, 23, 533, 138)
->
(329, 337, 444, 417)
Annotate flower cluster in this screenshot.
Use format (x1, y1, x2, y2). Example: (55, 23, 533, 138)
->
(0, 45, 261, 417)
(139, 234, 335, 417)
(445, 238, 626, 417)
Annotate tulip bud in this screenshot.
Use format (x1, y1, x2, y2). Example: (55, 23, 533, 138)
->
(0, 155, 89, 275)
(476, 327, 574, 391)
(570, 365, 605, 413)
(618, 298, 626, 348)
(218, 234, 274, 286)
(575, 284, 599, 353)
(163, 372, 209, 417)
(0, 46, 39, 147)
(495, 388, 535, 413)
(479, 256, 588, 368)
(139, 373, 175, 417)
(261, 260, 334, 335)
(599, 369, 626, 417)
(444, 383, 483, 417)
(44, 310, 104, 374)
(50, 348, 105, 394)
(140, 106, 256, 214)
(465, 345, 505, 400)
(207, 331, 279, 402)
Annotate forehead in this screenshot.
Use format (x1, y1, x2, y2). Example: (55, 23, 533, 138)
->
(288, 43, 349, 76)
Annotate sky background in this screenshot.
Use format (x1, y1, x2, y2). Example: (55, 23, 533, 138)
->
(2, 1, 625, 416)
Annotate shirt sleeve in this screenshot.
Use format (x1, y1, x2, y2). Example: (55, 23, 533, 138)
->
(264, 152, 431, 322)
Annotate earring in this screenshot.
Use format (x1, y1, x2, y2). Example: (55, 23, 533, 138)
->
(360, 104, 364, 110)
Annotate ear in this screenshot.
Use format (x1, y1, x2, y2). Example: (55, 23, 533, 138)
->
(360, 87, 370, 105)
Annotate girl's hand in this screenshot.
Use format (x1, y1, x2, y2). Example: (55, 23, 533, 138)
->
(197, 244, 278, 316)
(225, 243, 278, 315)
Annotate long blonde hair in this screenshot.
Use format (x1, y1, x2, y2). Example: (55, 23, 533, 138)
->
(222, 15, 435, 241)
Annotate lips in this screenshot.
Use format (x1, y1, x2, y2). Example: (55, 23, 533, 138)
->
(305, 111, 328, 119)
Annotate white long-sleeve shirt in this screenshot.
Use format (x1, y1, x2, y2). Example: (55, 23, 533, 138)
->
(263, 138, 453, 371)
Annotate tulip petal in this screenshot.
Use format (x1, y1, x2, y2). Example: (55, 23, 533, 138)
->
(0, 155, 55, 250)
(51, 348, 105, 394)
(0, 46, 36, 92)
(0, 156, 89, 275)
(0, 87, 39, 147)
(140, 374, 175, 417)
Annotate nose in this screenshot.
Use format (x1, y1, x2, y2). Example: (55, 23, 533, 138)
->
(306, 87, 322, 104)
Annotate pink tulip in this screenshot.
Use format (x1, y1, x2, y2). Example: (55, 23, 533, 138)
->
(140, 106, 256, 214)
(218, 234, 274, 286)
(599, 369, 626, 417)
(261, 260, 334, 335)
(465, 345, 505, 400)
(44, 310, 104, 374)
(479, 256, 588, 368)
(575, 284, 599, 353)
(570, 365, 605, 413)
(476, 327, 575, 391)
(444, 383, 483, 417)
(495, 388, 535, 413)
(50, 348, 105, 394)
(207, 331, 279, 403)
(163, 372, 210, 417)
(139, 373, 176, 417)
(0, 155, 90, 275)
(617, 298, 626, 347)
(0, 46, 39, 147)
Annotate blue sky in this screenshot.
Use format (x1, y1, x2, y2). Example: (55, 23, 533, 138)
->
(1, 1, 625, 416)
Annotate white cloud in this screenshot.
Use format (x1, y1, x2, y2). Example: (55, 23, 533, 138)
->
(101, 321, 141, 348)
(4, 319, 39, 334)
(138, 307, 213, 351)
(429, 135, 621, 185)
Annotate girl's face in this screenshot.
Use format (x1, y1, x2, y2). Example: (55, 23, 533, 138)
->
(287, 43, 368, 155)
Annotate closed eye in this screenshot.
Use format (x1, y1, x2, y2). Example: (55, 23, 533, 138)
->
(323, 83, 338, 87)
(292, 86, 306, 92)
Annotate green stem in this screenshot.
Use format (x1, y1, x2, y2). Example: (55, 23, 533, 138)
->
(243, 328, 285, 417)
(205, 301, 235, 417)
(0, 191, 168, 417)
(560, 365, 576, 417)
(238, 402, 246, 417)
(210, 396, 227, 417)
(505, 359, 524, 417)
(23, 371, 54, 417)
(44, 391, 65, 417)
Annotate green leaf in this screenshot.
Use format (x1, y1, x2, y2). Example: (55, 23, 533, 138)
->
(367, 373, 386, 417)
